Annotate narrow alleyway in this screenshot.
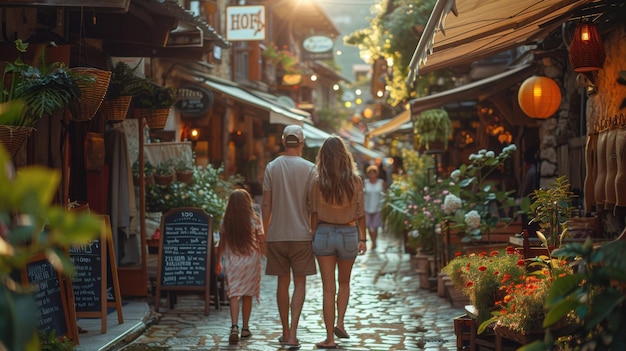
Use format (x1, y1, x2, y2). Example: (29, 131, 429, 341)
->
(121, 233, 464, 350)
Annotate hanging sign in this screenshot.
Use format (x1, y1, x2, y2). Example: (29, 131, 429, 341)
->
(226, 6, 265, 41)
(175, 85, 214, 117)
(301, 35, 334, 61)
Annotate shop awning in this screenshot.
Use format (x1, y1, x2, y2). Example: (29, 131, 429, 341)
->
(368, 63, 537, 137)
(302, 124, 332, 148)
(203, 78, 311, 126)
(366, 109, 412, 138)
(407, 0, 593, 80)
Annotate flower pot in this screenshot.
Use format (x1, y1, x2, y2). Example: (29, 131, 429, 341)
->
(69, 67, 111, 121)
(133, 108, 170, 130)
(493, 325, 544, 345)
(176, 171, 193, 185)
(0, 125, 34, 157)
(154, 173, 173, 186)
(99, 95, 132, 122)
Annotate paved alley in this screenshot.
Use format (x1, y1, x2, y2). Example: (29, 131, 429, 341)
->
(121, 234, 464, 350)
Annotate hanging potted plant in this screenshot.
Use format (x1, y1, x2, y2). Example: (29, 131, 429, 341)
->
(175, 157, 194, 185)
(0, 40, 88, 156)
(99, 61, 143, 122)
(131, 80, 177, 129)
(413, 108, 452, 150)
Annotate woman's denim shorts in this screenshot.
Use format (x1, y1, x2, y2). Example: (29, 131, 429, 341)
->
(313, 224, 358, 260)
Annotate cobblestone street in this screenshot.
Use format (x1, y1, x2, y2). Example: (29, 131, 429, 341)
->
(121, 234, 464, 350)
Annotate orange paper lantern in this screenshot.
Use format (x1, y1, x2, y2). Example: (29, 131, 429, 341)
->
(517, 76, 562, 119)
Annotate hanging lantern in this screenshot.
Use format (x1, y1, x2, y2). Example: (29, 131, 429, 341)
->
(569, 21, 605, 72)
(517, 76, 562, 119)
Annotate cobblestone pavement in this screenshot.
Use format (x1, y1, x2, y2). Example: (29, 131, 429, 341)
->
(121, 234, 464, 351)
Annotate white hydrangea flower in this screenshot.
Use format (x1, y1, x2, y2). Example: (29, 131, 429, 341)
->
(409, 230, 420, 238)
(464, 210, 481, 229)
(443, 194, 462, 215)
(486, 151, 495, 158)
(450, 169, 461, 181)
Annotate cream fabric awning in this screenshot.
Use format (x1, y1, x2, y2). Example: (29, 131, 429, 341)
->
(369, 63, 536, 137)
(203, 78, 310, 126)
(407, 0, 593, 80)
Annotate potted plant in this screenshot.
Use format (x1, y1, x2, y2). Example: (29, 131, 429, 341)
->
(0, 40, 92, 156)
(413, 108, 452, 150)
(132, 80, 176, 129)
(175, 157, 194, 185)
(132, 160, 154, 185)
(99, 61, 144, 122)
(154, 159, 174, 186)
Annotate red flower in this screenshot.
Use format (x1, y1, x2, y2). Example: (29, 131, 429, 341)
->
(466, 281, 474, 288)
(478, 266, 487, 271)
(494, 271, 499, 275)
(455, 251, 462, 257)
(516, 259, 525, 266)
(501, 274, 512, 283)
(490, 250, 499, 256)
(505, 246, 515, 254)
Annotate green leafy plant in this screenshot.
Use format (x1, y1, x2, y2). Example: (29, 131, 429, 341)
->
(262, 43, 301, 74)
(174, 157, 194, 173)
(520, 239, 626, 351)
(0, 144, 101, 350)
(132, 79, 176, 110)
(105, 61, 145, 99)
(413, 109, 452, 150)
(442, 145, 519, 243)
(39, 330, 74, 351)
(526, 176, 577, 248)
(154, 160, 174, 176)
(0, 39, 88, 127)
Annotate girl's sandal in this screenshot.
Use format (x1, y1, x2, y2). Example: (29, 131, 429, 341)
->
(229, 325, 239, 343)
(241, 328, 252, 338)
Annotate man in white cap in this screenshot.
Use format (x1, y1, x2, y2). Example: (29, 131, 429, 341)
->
(262, 124, 317, 348)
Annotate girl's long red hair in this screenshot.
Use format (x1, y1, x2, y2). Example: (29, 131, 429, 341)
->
(222, 189, 258, 256)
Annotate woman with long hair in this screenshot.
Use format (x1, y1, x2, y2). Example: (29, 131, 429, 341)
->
(310, 136, 366, 349)
(216, 189, 265, 344)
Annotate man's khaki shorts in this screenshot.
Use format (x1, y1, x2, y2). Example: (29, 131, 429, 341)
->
(265, 241, 317, 276)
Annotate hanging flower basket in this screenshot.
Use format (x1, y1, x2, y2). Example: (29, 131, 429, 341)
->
(176, 171, 193, 185)
(99, 95, 132, 122)
(69, 68, 111, 121)
(133, 108, 170, 130)
(0, 125, 34, 157)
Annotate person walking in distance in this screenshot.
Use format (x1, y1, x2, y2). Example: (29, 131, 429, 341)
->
(262, 125, 317, 349)
(364, 164, 386, 250)
(310, 136, 367, 349)
(215, 189, 265, 344)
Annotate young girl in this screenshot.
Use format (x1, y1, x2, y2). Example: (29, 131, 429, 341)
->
(215, 189, 265, 344)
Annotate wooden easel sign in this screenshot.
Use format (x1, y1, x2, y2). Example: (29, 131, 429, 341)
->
(155, 207, 213, 316)
(24, 254, 78, 343)
(69, 215, 123, 334)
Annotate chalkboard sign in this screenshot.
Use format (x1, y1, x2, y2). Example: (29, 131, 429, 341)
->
(25, 256, 75, 341)
(69, 238, 105, 314)
(69, 215, 123, 334)
(155, 207, 213, 315)
(175, 85, 213, 117)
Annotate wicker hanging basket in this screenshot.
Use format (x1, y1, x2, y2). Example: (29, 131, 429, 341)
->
(99, 95, 132, 122)
(0, 125, 34, 157)
(133, 108, 171, 130)
(69, 68, 111, 122)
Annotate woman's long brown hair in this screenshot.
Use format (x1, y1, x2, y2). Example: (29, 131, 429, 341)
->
(222, 189, 258, 256)
(316, 136, 359, 205)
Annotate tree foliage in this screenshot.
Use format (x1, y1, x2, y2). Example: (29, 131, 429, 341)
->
(344, 0, 454, 105)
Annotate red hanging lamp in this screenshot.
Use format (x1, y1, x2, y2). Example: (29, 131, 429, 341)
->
(569, 21, 606, 72)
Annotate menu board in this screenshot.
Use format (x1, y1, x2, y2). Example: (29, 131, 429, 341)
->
(25, 257, 72, 339)
(155, 207, 213, 315)
(69, 238, 104, 313)
(68, 215, 123, 333)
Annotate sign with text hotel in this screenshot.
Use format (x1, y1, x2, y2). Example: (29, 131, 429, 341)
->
(226, 6, 265, 41)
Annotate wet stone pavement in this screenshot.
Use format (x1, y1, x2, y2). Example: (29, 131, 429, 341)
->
(122, 235, 464, 351)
